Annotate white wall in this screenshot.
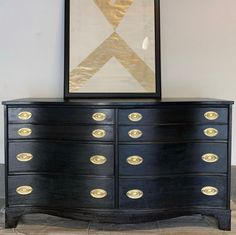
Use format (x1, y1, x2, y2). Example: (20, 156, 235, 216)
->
(0, 0, 235, 164)
(0, 0, 65, 164)
(161, 0, 236, 164)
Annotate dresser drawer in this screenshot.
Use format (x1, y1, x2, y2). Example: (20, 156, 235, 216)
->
(119, 108, 228, 124)
(8, 107, 114, 124)
(9, 142, 114, 175)
(8, 124, 114, 141)
(119, 176, 227, 209)
(119, 143, 227, 176)
(119, 125, 228, 142)
(8, 175, 114, 208)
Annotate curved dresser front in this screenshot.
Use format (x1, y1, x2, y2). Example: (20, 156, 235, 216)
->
(2, 98, 233, 230)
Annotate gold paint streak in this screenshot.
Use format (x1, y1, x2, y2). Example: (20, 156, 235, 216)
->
(112, 33, 155, 92)
(69, 36, 113, 92)
(94, 0, 134, 29)
(70, 33, 155, 93)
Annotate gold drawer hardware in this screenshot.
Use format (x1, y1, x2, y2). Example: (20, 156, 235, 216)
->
(90, 189, 107, 199)
(126, 189, 144, 199)
(92, 112, 107, 122)
(90, 155, 107, 165)
(204, 111, 219, 121)
(92, 129, 106, 138)
(201, 186, 218, 196)
(16, 153, 33, 162)
(128, 129, 143, 139)
(202, 153, 219, 163)
(204, 128, 218, 137)
(128, 112, 143, 122)
(17, 128, 32, 137)
(16, 186, 33, 195)
(127, 156, 143, 166)
(18, 111, 32, 120)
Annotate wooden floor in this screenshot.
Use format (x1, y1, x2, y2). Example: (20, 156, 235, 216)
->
(1, 203, 236, 235)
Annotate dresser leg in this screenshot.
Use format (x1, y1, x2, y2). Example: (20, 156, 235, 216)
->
(214, 210, 231, 231)
(5, 212, 21, 228)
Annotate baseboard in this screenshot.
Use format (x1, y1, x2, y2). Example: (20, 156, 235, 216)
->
(0, 164, 4, 199)
(231, 166, 236, 200)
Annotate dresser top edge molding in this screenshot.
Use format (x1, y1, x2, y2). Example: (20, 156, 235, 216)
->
(2, 98, 234, 106)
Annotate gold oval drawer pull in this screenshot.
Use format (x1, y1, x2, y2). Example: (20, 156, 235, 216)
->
(204, 128, 218, 137)
(201, 186, 218, 196)
(90, 189, 107, 199)
(202, 153, 219, 163)
(17, 128, 32, 137)
(16, 186, 33, 195)
(92, 129, 106, 139)
(92, 112, 107, 122)
(90, 155, 107, 165)
(127, 156, 143, 166)
(128, 112, 143, 122)
(126, 189, 144, 199)
(128, 129, 143, 139)
(204, 111, 219, 121)
(18, 111, 32, 120)
(16, 153, 33, 162)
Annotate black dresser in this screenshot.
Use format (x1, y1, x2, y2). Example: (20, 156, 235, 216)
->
(2, 98, 233, 230)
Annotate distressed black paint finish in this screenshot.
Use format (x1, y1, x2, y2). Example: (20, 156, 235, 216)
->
(2, 98, 233, 231)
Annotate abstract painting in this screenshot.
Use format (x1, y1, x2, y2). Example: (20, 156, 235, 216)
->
(64, 0, 161, 98)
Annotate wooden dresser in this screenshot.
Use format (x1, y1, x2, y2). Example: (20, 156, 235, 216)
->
(2, 98, 233, 230)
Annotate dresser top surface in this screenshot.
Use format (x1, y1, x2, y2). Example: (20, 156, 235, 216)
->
(2, 98, 234, 106)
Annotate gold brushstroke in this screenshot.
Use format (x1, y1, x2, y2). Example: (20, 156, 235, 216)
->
(70, 33, 155, 92)
(113, 33, 155, 92)
(70, 35, 113, 92)
(94, 0, 134, 29)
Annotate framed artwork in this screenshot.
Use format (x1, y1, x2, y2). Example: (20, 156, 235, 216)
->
(64, 0, 161, 98)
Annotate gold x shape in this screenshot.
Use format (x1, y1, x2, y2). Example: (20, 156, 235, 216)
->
(70, 33, 155, 93)
(94, 0, 134, 29)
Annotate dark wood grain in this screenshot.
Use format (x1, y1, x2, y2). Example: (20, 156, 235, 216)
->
(5, 206, 231, 230)
(119, 176, 227, 209)
(2, 98, 234, 106)
(119, 143, 227, 175)
(9, 108, 114, 124)
(119, 107, 228, 124)
(9, 124, 114, 141)
(3, 99, 233, 231)
(9, 142, 114, 175)
(8, 175, 114, 208)
(119, 125, 228, 142)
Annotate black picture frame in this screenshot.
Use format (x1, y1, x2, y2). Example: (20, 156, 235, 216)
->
(64, 0, 161, 98)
